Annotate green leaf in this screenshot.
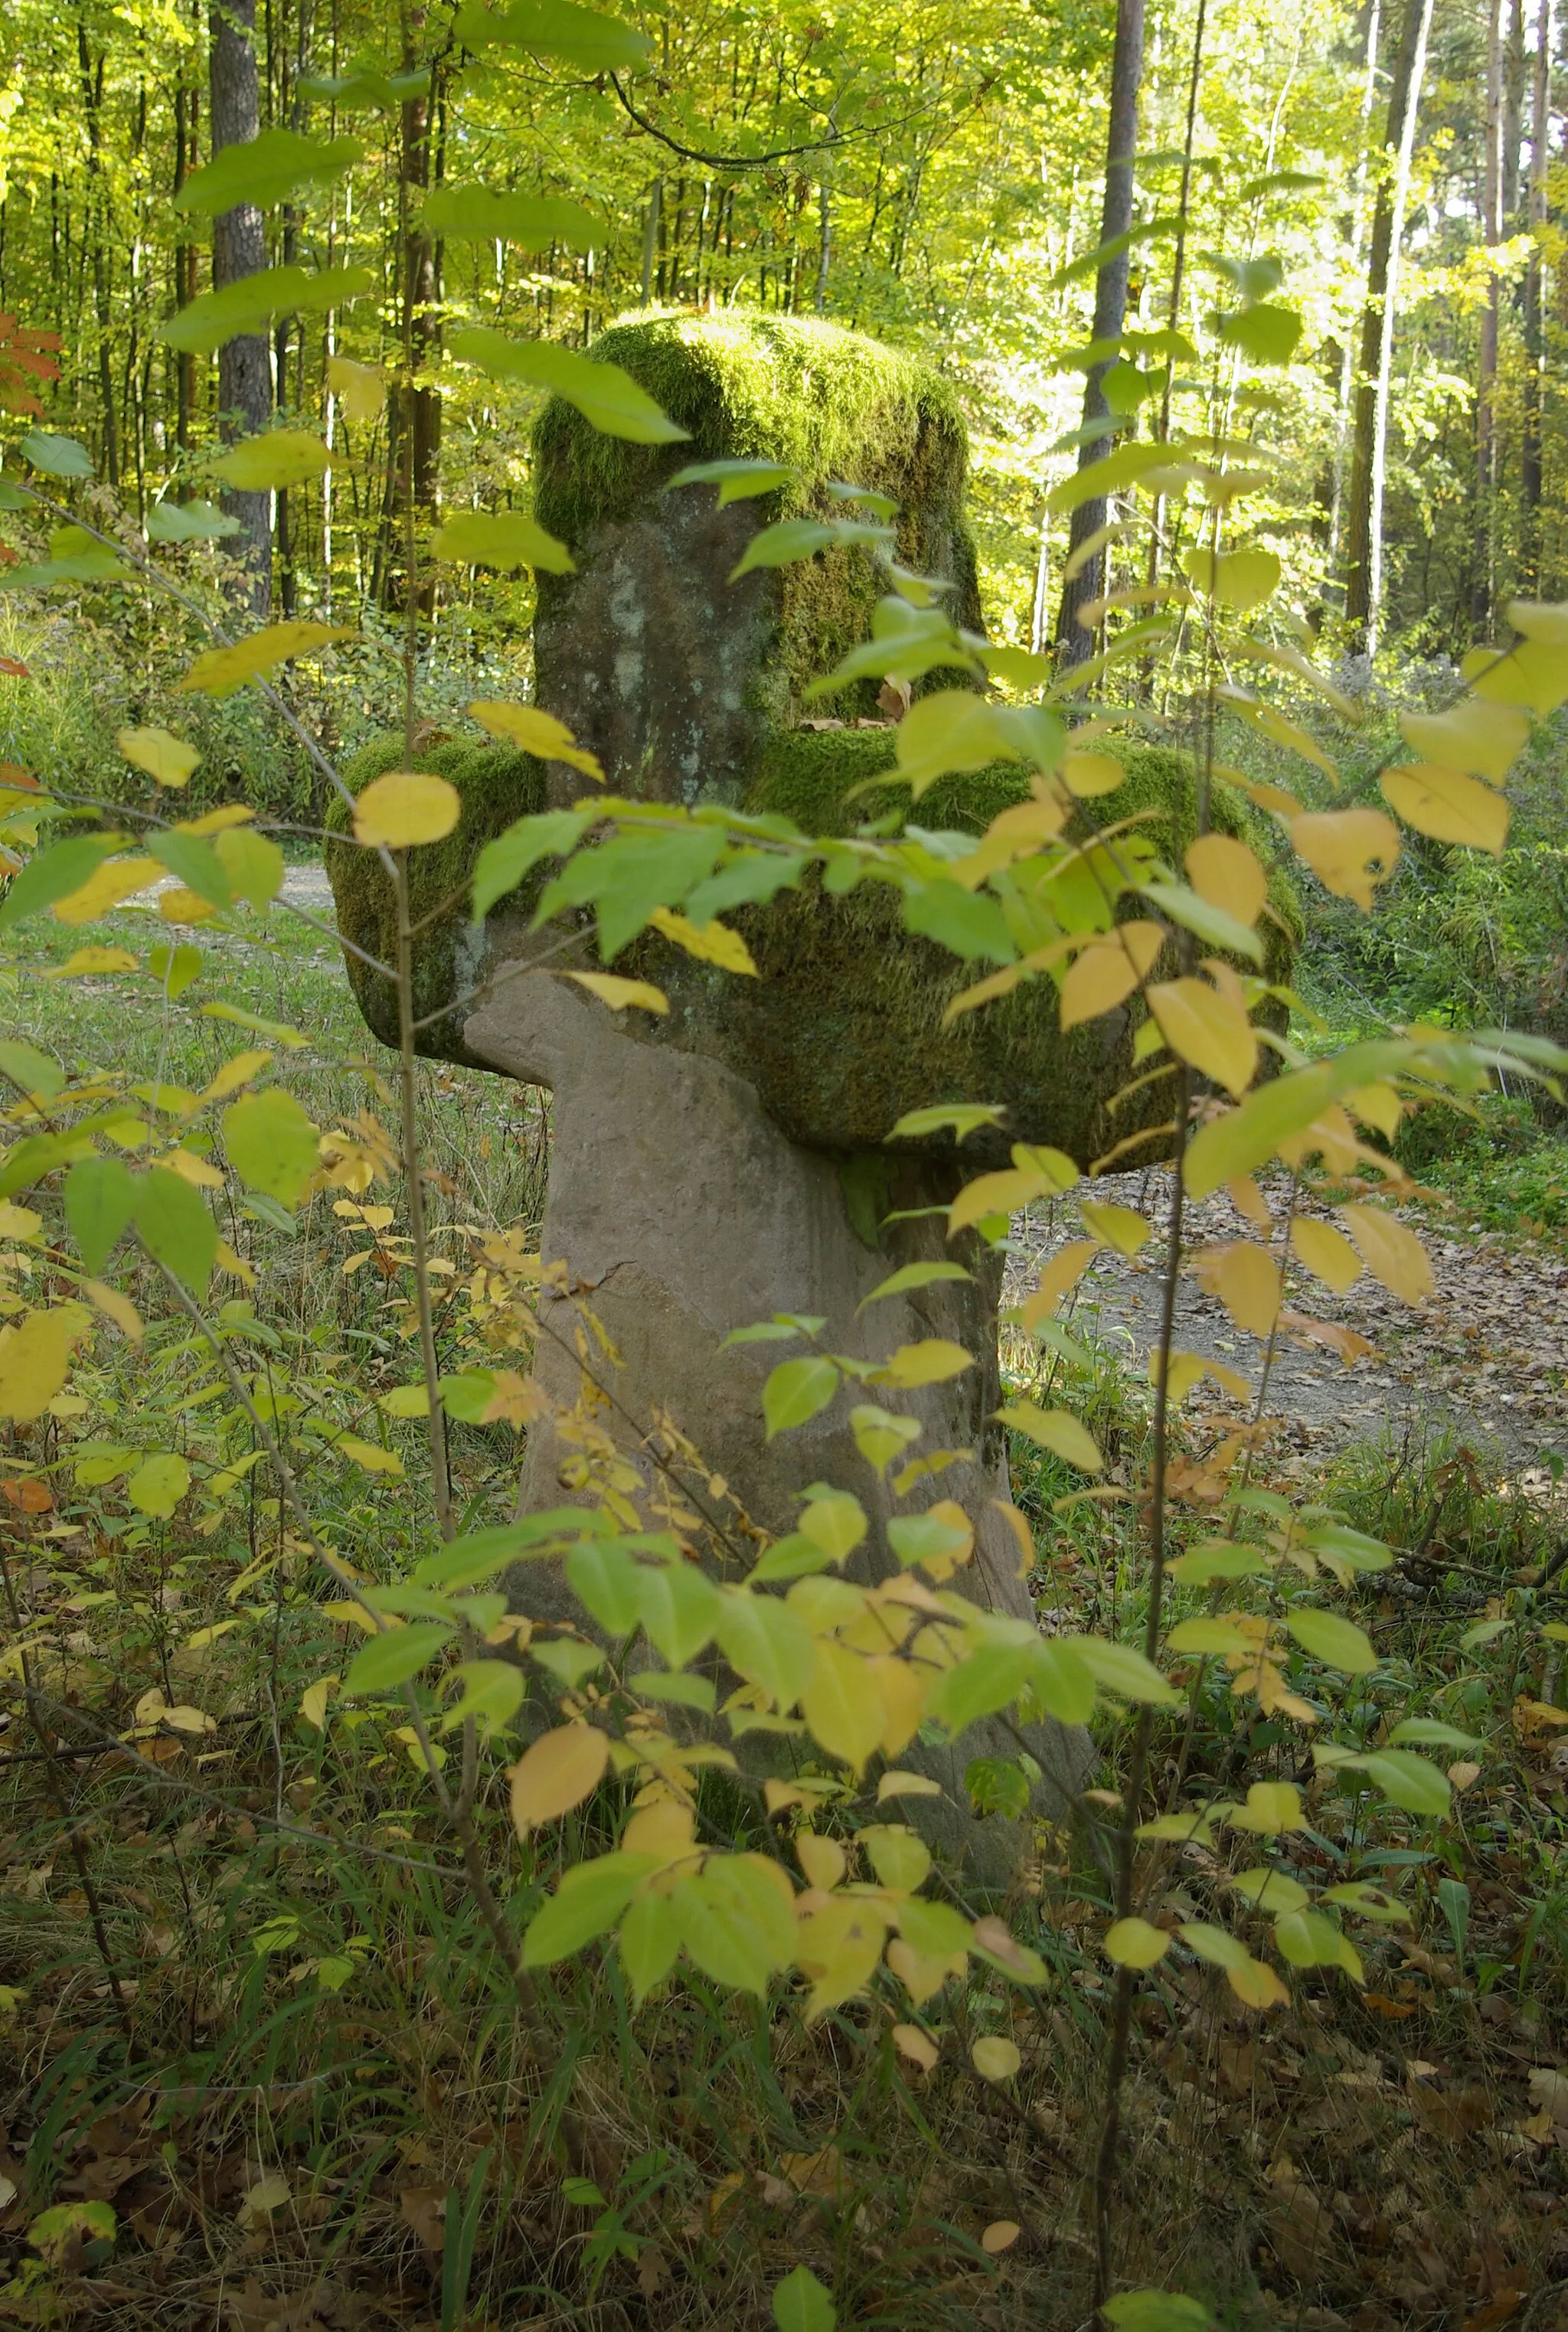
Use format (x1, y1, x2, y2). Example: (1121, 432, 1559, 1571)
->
(455, 0, 652, 67)
(172, 128, 362, 214)
(1138, 880, 1263, 964)
(471, 806, 596, 919)
(21, 430, 94, 478)
(897, 1895, 972, 1959)
(160, 269, 373, 357)
(1072, 1636, 1179, 1705)
(924, 1640, 1036, 1733)
(635, 1560, 722, 1667)
(222, 1088, 320, 1209)
(763, 1356, 840, 1439)
(773, 2265, 837, 2332)
(1028, 1638, 1097, 1724)
(1272, 1908, 1361, 1977)
(628, 1667, 717, 1710)
(0, 1039, 64, 1099)
(422, 185, 599, 248)
(901, 879, 1016, 962)
(1102, 2289, 1214, 2330)
(430, 509, 574, 574)
(1285, 1607, 1378, 1674)
(535, 821, 727, 958)
(887, 1102, 1006, 1143)
(132, 1168, 217, 1292)
(521, 1852, 663, 1966)
(145, 498, 240, 542)
(344, 1621, 456, 1694)
(668, 456, 796, 504)
(1046, 439, 1187, 518)
(618, 1889, 681, 2002)
(451, 326, 686, 443)
(566, 1540, 646, 1637)
(207, 426, 334, 491)
(1183, 1060, 1338, 1199)
(146, 830, 231, 906)
(127, 1451, 191, 1518)
(214, 826, 285, 910)
(672, 1856, 795, 1994)
(749, 1533, 835, 1582)
(1387, 1719, 1481, 1750)
(1348, 1749, 1452, 1817)
(887, 1508, 973, 1569)
(1217, 303, 1302, 365)
(411, 1507, 608, 1587)
(729, 518, 836, 578)
(296, 62, 431, 107)
(0, 833, 121, 932)
(64, 1158, 137, 1272)
(714, 1588, 816, 1708)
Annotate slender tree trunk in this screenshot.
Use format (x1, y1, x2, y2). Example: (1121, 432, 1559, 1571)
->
(384, 10, 440, 610)
(173, 80, 199, 453)
(1473, 0, 1504, 635)
(1522, 0, 1552, 586)
(76, 21, 119, 486)
(639, 178, 662, 304)
(1054, 0, 1148, 661)
(1328, 0, 1383, 581)
(815, 173, 831, 311)
(1343, 0, 1435, 655)
(210, 0, 273, 612)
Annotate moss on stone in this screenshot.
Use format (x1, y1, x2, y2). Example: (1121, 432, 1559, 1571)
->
(324, 733, 547, 1057)
(532, 312, 981, 719)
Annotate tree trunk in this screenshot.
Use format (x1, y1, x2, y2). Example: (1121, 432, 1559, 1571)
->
(209, 0, 273, 613)
(383, 15, 441, 610)
(1342, 0, 1435, 656)
(1521, 0, 1552, 586)
(1054, 0, 1148, 662)
(173, 80, 199, 453)
(75, 21, 119, 487)
(1473, 0, 1504, 636)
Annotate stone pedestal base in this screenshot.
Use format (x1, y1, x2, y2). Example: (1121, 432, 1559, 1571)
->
(464, 975, 1092, 1870)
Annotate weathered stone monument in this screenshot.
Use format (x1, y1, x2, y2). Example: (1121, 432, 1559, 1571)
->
(327, 311, 1288, 1850)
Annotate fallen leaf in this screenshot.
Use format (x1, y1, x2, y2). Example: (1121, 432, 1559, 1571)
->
(398, 2184, 446, 2252)
(982, 2219, 1021, 2253)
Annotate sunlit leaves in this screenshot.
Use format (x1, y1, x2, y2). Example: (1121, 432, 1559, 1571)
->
(126, 1450, 191, 1518)
(1103, 1916, 1170, 1968)
(176, 621, 353, 696)
(172, 128, 362, 214)
(1216, 303, 1302, 364)
(351, 771, 461, 848)
(1285, 1608, 1377, 1674)
(223, 1089, 319, 1209)
(1289, 1217, 1362, 1294)
(160, 270, 373, 355)
(668, 456, 796, 504)
(430, 511, 574, 575)
(1289, 809, 1400, 909)
(1182, 547, 1280, 611)
(1190, 1241, 1281, 1336)
(522, 1852, 659, 1965)
(422, 185, 599, 249)
(1148, 977, 1257, 1097)
(1338, 1204, 1432, 1304)
(1102, 2291, 1214, 2330)
(509, 1723, 610, 1831)
(1184, 834, 1266, 926)
(1398, 697, 1527, 781)
(1228, 1780, 1305, 1833)
(64, 1158, 137, 1272)
(1381, 765, 1509, 854)
(208, 428, 332, 490)
(325, 356, 385, 423)
(452, 327, 686, 443)
(469, 701, 605, 782)
(0, 1303, 90, 1422)
(19, 430, 93, 478)
(649, 906, 756, 974)
(133, 1167, 217, 1291)
(1060, 921, 1165, 1029)
(146, 496, 238, 541)
(773, 2263, 837, 2332)
(566, 972, 668, 1015)
(343, 1621, 456, 1693)
(117, 727, 198, 789)
(0, 833, 122, 931)
(800, 1638, 884, 1772)
(762, 1357, 838, 1439)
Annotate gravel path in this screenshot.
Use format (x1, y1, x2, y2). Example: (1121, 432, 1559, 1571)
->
(1008, 1168, 1568, 1475)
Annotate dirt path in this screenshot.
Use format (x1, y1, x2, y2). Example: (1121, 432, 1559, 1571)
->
(1008, 1168, 1568, 1476)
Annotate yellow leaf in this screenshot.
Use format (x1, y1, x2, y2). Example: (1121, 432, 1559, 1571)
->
(46, 945, 139, 976)
(801, 1639, 887, 1773)
(1186, 545, 1280, 610)
(326, 354, 386, 423)
(160, 1147, 225, 1188)
(1060, 750, 1125, 796)
(891, 2021, 940, 2071)
(1079, 1200, 1150, 1256)
(0, 1303, 90, 1422)
(867, 1654, 926, 1756)
(351, 771, 461, 849)
(1227, 1174, 1272, 1227)
(0, 1202, 39, 1241)
(1381, 764, 1509, 853)
(468, 699, 606, 783)
(1398, 697, 1527, 781)
(175, 622, 354, 696)
(948, 1145, 1077, 1234)
(159, 886, 219, 925)
(1148, 977, 1257, 1098)
(508, 1723, 611, 1831)
(1060, 920, 1165, 1030)
(116, 725, 200, 789)
(1185, 833, 1266, 926)
(886, 1935, 962, 2005)
(1190, 1242, 1281, 1336)
(796, 1833, 847, 1891)
(1464, 634, 1568, 714)
(1289, 809, 1399, 910)
(1338, 1204, 1432, 1304)
(1149, 1349, 1207, 1404)
(177, 802, 256, 835)
(982, 2220, 1021, 2253)
(1223, 691, 1338, 779)
(566, 972, 669, 1016)
(1228, 1780, 1305, 1832)
(1020, 1239, 1097, 1329)
(299, 1677, 338, 1731)
(333, 1435, 403, 1476)
(1103, 1917, 1170, 1968)
(1238, 775, 1302, 818)
(648, 906, 757, 975)
(1223, 1953, 1289, 2009)
(216, 1238, 256, 1288)
(1347, 1080, 1402, 1141)
(53, 857, 159, 924)
(1289, 1217, 1362, 1294)
(875, 1340, 972, 1387)
(203, 1048, 273, 1101)
(877, 1769, 944, 1802)
(971, 2035, 1022, 2081)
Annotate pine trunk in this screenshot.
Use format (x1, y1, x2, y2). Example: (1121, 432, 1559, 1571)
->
(1521, 0, 1552, 586)
(1472, 0, 1504, 636)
